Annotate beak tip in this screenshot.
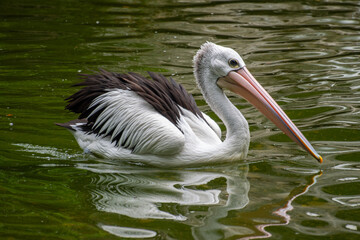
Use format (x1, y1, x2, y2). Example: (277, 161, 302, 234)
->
(317, 155, 323, 164)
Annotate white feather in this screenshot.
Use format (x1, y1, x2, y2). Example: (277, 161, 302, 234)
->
(180, 108, 221, 145)
(84, 89, 185, 155)
(65, 42, 253, 167)
(201, 112, 222, 139)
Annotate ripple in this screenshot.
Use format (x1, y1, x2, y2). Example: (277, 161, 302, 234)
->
(333, 163, 360, 171)
(337, 177, 359, 182)
(306, 212, 321, 217)
(284, 168, 321, 174)
(2, 0, 360, 239)
(333, 196, 360, 207)
(345, 224, 358, 231)
(100, 225, 157, 238)
(13, 143, 83, 160)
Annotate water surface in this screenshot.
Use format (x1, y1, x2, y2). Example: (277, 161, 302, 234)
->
(1, 0, 360, 239)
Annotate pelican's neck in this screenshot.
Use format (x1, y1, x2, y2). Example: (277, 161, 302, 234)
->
(194, 66, 250, 151)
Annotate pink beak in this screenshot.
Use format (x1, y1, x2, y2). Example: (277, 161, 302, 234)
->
(218, 67, 323, 163)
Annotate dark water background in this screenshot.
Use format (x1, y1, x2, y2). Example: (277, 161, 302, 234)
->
(1, 0, 359, 239)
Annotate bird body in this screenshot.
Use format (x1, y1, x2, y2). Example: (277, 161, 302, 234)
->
(57, 42, 322, 166)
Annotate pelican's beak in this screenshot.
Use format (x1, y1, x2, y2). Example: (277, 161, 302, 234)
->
(217, 67, 323, 163)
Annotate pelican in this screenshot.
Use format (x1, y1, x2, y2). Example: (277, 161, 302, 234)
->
(57, 42, 322, 167)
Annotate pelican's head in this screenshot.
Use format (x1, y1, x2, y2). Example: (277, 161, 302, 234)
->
(194, 42, 245, 84)
(194, 42, 322, 163)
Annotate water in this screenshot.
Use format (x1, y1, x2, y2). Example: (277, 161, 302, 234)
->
(1, 0, 360, 239)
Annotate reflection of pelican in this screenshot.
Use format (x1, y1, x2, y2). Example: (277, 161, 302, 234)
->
(57, 42, 322, 166)
(78, 161, 250, 239)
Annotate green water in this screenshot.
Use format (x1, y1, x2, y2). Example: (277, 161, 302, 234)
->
(1, 0, 360, 239)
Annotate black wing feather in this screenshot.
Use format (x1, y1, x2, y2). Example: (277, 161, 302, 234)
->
(64, 69, 206, 134)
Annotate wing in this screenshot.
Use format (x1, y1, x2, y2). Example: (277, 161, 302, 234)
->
(62, 89, 186, 155)
(65, 70, 206, 126)
(62, 70, 211, 155)
(85, 89, 185, 155)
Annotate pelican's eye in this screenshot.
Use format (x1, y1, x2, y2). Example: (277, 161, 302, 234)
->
(228, 59, 240, 68)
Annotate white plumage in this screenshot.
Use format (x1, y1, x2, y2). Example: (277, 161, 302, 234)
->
(69, 88, 235, 167)
(58, 42, 323, 166)
(88, 89, 185, 155)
